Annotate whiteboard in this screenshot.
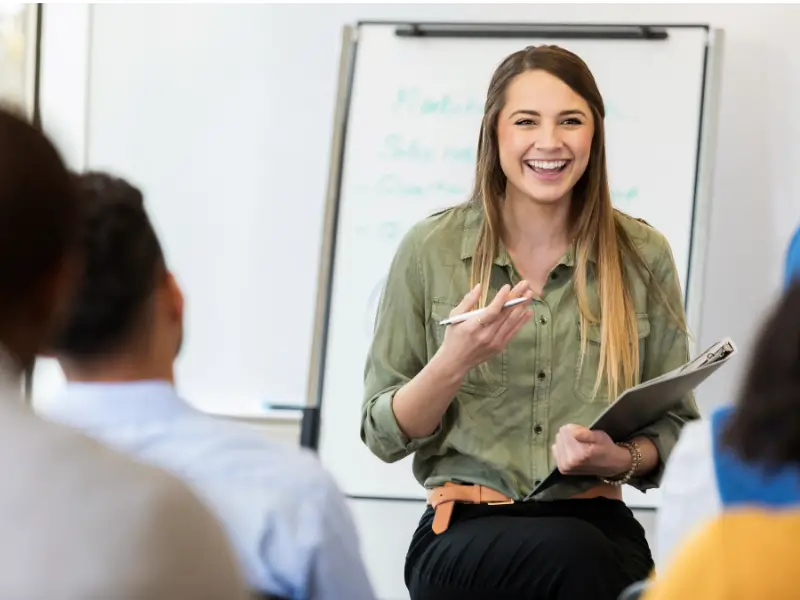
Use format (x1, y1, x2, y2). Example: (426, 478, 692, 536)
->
(314, 22, 720, 507)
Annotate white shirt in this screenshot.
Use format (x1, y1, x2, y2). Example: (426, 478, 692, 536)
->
(654, 418, 720, 571)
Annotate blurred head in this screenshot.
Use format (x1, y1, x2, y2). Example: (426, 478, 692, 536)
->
(722, 281, 800, 469)
(52, 172, 184, 382)
(0, 106, 82, 371)
(469, 46, 654, 401)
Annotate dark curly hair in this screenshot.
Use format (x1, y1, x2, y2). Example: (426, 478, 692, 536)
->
(721, 280, 800, 468)
(53, 171, 166, 357)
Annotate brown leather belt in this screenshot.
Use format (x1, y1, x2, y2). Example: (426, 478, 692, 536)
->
(427, 482, 513, 534)
(426, 481, 622, 534)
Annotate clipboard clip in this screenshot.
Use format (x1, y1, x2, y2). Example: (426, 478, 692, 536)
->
(680, 340, 735, 374)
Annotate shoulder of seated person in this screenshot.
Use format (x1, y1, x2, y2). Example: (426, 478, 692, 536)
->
(8, 415, 249, 596)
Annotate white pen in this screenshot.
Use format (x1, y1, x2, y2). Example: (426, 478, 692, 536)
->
(439, 297, 530, 326)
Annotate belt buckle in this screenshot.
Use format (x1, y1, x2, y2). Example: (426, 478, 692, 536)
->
(487, 499, 514, 506)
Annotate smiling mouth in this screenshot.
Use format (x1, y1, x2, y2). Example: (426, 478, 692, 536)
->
(524, 159, 571, 175)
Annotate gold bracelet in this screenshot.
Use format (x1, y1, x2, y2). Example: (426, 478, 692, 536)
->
(600, 441, 642, 487)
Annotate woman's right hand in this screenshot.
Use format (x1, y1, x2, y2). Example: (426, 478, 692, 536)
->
(437, 280, 534, 378)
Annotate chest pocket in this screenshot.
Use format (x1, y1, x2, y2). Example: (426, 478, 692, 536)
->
(430, 299, 508, 398)
(573, 313, 651, 404)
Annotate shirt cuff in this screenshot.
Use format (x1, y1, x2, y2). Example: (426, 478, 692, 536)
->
(365, 390, 441, 462)
(627, 418, 680, 492)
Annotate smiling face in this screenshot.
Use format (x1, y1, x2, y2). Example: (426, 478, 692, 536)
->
(496, 69, 595, 207)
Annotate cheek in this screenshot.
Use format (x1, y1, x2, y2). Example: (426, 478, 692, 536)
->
(497, 127, 526, 172)
(572, 133, 594, 172)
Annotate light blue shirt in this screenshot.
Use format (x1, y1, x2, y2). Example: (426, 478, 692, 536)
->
(37, 381, 375, 600)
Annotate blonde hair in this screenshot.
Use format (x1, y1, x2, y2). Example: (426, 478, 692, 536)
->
(468, 45, 684, 401)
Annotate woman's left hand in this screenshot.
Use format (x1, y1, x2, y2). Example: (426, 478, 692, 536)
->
(552, 424, 632, 478)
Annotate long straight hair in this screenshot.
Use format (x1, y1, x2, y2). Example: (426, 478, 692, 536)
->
(468, 45, 683, 401)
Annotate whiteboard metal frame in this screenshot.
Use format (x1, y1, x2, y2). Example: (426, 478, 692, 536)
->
(684, 28, 724, 357)
(302, 25, 360, 445)
(306, 22, 724, 509)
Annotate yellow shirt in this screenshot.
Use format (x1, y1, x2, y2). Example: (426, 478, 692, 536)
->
(644, 509, 800, 600)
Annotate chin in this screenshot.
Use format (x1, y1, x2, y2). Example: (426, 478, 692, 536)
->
(519, 184, 572, 205)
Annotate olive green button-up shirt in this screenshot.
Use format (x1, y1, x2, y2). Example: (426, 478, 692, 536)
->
(361, 201, 700, 501)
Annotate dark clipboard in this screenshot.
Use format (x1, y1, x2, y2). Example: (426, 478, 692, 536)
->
(524, 337, 738, 501)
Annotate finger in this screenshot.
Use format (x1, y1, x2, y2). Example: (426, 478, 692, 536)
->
(508, 279, 532, 299)
(493, 292, 534, 342)
(479, 284, 512, 326)
(492, 305, 532, 347)
(561, 434, 585, 471)
(570, 426, 596, 445)
(554, 437, 574, 472)
(555, 430, 570, 460)
(551, 443, 564, 470)
(450, 283, 481, 317)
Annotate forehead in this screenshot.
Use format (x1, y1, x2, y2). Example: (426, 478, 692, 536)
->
(502, 69, 590, 115)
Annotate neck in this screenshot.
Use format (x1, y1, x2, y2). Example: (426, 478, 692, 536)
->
(502, 187, 572, 253)
(61, 352, 174, 385)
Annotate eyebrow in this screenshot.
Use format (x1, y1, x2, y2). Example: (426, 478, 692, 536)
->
(509, 109, 587, 119)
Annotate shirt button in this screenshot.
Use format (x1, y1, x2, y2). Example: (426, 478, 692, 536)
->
(537, 371, 546, 381)
(534, 424, 543, 434)
(550, 272, 558, 280)
(534, 479, 542, 486)
(538, 315, 548, 325)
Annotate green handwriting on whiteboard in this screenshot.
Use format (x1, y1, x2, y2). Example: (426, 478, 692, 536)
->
(375, 174, 468, 197)
(390, 88, 624, 120)
(379, 134, 476, 163)
(392, 88, 484, 117)
(611, 187, 639, 204)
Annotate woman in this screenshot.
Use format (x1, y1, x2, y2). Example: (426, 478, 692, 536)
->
(646, 281, 800, 599)
(361, 45, 699, 600)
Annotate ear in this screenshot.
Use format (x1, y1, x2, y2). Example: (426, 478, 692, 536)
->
(163, 271, 184, 324)
(34, 251, 83, 356)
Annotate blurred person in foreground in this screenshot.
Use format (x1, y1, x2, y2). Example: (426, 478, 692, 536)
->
(38, 170, 376, 600)
(0, 107, 249, 599)
(647, 281, 800, 599)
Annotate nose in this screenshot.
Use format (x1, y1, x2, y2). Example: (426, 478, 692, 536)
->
(535, 123, 563, 152)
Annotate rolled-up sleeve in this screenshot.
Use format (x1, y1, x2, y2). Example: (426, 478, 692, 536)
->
(361, 225, 440, 463)
(629, 235, 701, 491)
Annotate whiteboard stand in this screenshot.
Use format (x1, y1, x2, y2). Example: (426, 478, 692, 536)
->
(305, 21, 725, 512)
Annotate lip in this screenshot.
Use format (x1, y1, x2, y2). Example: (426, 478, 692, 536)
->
(523, 159, 572, 182)
(523, 158, 573, 163)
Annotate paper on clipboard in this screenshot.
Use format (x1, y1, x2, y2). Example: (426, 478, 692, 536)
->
(525, 337, 738, 501)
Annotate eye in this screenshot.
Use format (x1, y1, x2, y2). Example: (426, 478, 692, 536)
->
(561, 118, 582, 126)
(514, 119, 535, 126)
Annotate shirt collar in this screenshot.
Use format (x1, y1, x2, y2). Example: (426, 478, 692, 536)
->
(40, 379, 190, 423)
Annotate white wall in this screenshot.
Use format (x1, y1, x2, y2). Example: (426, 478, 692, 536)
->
(38, 4, 800, 599)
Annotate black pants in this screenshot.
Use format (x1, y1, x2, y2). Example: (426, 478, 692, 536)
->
(405, 497, 653, 600)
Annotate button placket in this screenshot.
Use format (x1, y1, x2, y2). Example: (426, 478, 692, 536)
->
(531, 301, 553, 495)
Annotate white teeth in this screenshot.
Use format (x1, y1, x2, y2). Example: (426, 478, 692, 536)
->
(526, 160, 568, 170)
